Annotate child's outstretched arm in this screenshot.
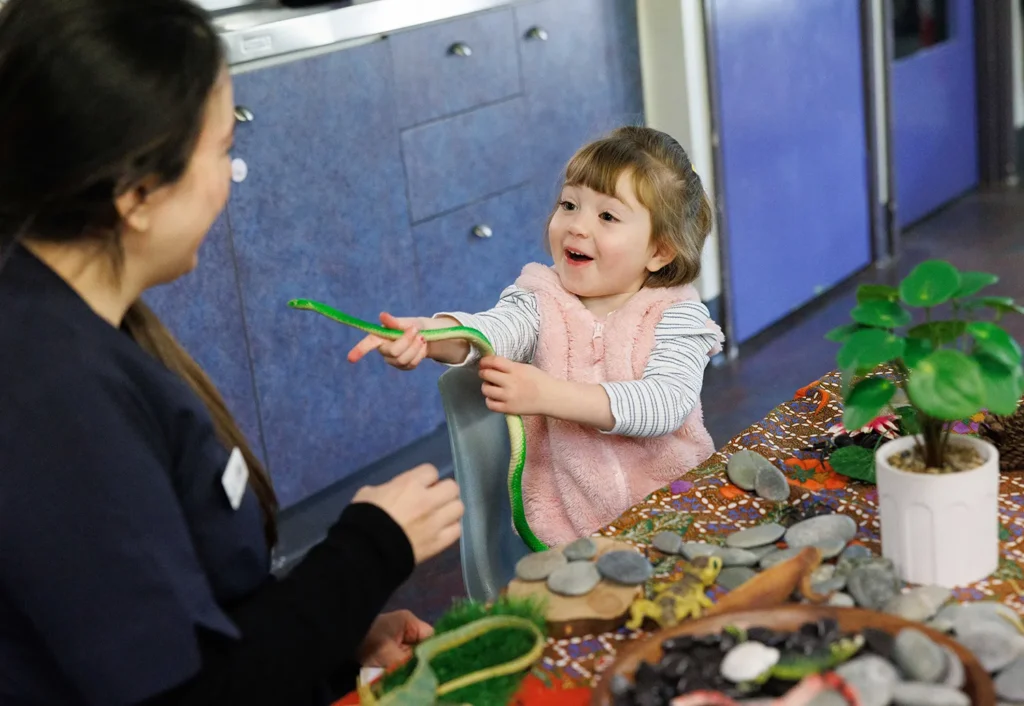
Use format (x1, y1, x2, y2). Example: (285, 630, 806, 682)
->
(347, 286, 541, 370)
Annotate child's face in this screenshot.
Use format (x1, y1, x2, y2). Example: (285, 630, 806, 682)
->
(548, 170, 671, 304)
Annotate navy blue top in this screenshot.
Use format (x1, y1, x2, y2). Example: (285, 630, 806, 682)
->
(0, 246, 270, 704)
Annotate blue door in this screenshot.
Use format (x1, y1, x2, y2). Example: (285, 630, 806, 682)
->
(710, 0, 873, 343)
(891, 0, 978, 227)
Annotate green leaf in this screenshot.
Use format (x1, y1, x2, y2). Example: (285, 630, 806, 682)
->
(842, 377, 897, 431)
(967, 322, 1023, 367)
(837, 329, 906, 372)
(903, 338, 933, 369)
(907, 321, 966, 346)
(856, 284, 899, 304)
(962, 296, 1024, 315)
(829, 445, 876, 484)
(850, 301, 912, 328)
(825, 323, 863, 343)
(906, 349, 985, 420)
(955, 271, 999, 298)
(895, 405, 922, 435)
(975, 353, 1024, 416)
(899, 260, 962, 308)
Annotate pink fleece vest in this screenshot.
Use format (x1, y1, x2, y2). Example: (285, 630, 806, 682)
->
(514, 263, 719, 546)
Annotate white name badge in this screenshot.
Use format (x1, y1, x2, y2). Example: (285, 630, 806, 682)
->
(222, 447, 250, 510)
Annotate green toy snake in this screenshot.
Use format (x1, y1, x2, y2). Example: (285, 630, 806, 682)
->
(355, 615, 546, 705)
(287, 298, 546, 552)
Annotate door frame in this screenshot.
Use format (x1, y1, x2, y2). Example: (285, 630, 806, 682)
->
(701, 0, 892, 359)
(975, 0, 1017, 186)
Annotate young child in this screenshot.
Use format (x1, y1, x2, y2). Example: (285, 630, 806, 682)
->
(350, 126, 724, 546)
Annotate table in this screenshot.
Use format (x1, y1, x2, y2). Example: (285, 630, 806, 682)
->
(530, 370, 1024, 691)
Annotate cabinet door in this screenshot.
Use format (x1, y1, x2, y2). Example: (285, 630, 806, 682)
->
(227, 42, 437, 507)
(515, 0, 644, 181)
(412, 183, 554, 318)
(143, 213, 266, 464)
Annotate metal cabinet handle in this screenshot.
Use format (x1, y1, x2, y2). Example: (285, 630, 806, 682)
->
(525, 26, 548, 41)
(472, 224, 493, 239)
(448, 42, 472, 57)
(234, 106, 254, 123)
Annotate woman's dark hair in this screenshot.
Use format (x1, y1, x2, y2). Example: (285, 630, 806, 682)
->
(0, 0, 279, 545)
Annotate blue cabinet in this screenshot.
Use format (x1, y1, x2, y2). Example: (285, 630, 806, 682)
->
(390, 8, 520, 129)
(515, 0, 644, 181)
(143, 212, 266, 464)
(412, 183, 553, 318)
(227, 41, 438, 506)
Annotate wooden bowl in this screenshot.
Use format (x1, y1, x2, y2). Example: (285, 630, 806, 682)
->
(591, 605, 994, 705)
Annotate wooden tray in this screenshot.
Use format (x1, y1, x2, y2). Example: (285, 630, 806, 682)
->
(590, 605, 994, 705)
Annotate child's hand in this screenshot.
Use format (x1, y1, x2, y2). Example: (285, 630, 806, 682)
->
(478, 355, 553, 416)
(348, 312, 429, 370)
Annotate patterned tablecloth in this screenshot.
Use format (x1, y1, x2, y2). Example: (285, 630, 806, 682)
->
(532, 370, 1024, 691)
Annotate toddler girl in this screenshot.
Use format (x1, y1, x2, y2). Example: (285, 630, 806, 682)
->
(350, 126, 724, 546)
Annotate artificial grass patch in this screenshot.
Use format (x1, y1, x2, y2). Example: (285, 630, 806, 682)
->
(376, 595, 548, 705)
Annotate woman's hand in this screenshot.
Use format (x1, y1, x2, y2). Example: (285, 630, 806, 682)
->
(352, 464, 463, 564)
(478, 355, 553, 416)
(347, 312, 431, 370)
(357, 610, 434, 669)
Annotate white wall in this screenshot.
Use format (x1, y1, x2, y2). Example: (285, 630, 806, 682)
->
(636, 0, 721, 302)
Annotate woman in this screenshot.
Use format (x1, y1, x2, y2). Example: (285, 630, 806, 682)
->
(0, 1, 464, 704)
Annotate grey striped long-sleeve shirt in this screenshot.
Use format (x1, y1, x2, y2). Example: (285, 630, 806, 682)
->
(438, 285, 722, 438)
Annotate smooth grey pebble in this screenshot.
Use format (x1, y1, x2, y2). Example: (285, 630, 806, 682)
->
(725, 523, 786, 549)
(927, 618, 955, 634)
(812, 576, 848, 595)
(651, 531, 683, 555)
(894, 628, 947, 683)
(547, 561, 601, 596)
(848, 565, 900, 610)
(718, 547, 760, 567)
(681, 542, 723, 561)
(886, 591, 943, 623)
(726, 449, 774, 491)
(840, 543, 874, 561)
(754, 465, 790, 502)
(836, 655, 900, 706)
(760, 546, 803, 569)
(785, 513, 858, 548)
(596, 550, 653, 585)
(941, 647, 965, 690)
(891, 682, 969, 706)
(811, 564, 836, 584)
(562, 537, 598, 561)
(813, 536, 848, 559)
(515, 549, 567, 581)
(828, 592, 856, 608)
(995, 655, 1024, 701)
(957, 628, 1024, 673)
(807, 691, 850, 706)
(720, 641, 780, 683)
(717, 566, 757, 591)
(954, 602, 1024, 639)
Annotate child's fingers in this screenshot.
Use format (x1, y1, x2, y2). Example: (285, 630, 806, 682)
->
(481, 382, 507, 401)
(484, 397, 507, 413)
(348, 335, 384, 363)
(379, 326, 420, 361)
(480, 355, 513, 372)
(394, 334, 427, 368)
(478, 367, 506, 385)
(380, 312, 419, 331)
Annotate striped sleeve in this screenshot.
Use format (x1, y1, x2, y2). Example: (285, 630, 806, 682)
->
(434, 285, 540, 365)
(600, 301, 722, 438)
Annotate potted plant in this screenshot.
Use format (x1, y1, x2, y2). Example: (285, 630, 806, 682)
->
(827, 260, 1024, 588)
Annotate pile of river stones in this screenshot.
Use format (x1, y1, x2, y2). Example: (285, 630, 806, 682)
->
(649, 511, 1024, 704)
(513, 537, 654, 595)
(607, 617, 978, 706)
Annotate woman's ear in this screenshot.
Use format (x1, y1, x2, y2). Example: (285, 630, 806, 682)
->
(115, 177, 163, 234)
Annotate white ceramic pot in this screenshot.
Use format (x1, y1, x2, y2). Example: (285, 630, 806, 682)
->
(875, 434, 1000, 588)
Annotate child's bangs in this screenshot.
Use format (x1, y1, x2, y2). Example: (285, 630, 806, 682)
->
(563, 139, 645, 201)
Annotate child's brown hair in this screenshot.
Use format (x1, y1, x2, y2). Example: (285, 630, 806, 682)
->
(549, 126, 713, 288)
